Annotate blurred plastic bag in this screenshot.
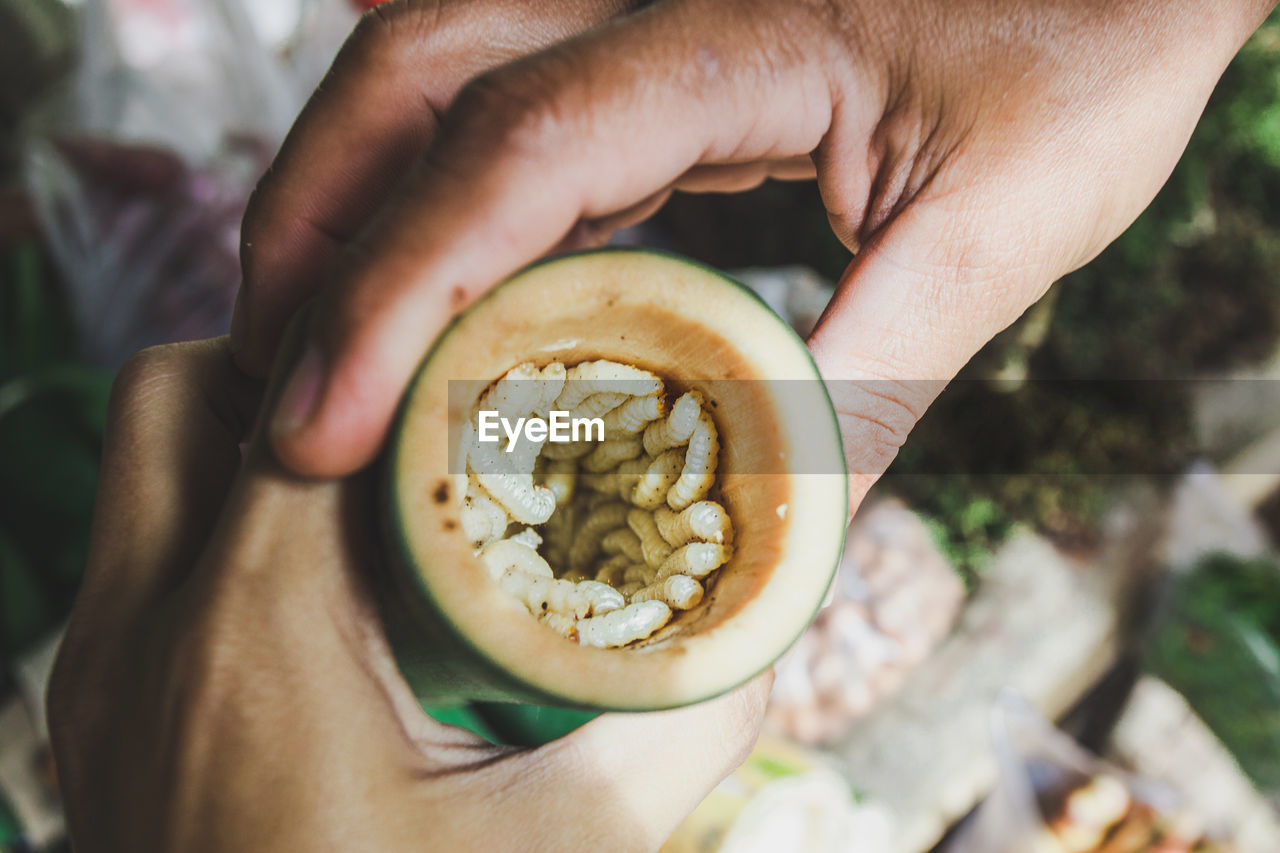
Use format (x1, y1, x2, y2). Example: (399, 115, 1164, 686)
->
(951, 693, 1231, 853)
(766, 499, 966, 745)
(24, 0, 356, 368)
(662, 735, 893, 853)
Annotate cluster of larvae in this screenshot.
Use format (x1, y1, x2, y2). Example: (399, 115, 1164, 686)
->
(458, 359, 734, 647)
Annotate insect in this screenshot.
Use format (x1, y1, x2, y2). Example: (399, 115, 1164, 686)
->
(655, 543, 733, 581)
(668, 410, 719, 510)
(631, 449, 685, 509)
(577, 601, 672, 648)
(643, 390, 702, 456)
(630, 575, 704, 610)
(628, 508, 674, 567)
(654, 501, 733, 546)
(458, 359, 732, 648)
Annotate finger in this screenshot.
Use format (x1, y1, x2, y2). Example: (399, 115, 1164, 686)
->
(807, 184, 1059, 510)
(269, 0, 862, 476)
(73, 338, 263, 628)
(234, 0, 641, 375)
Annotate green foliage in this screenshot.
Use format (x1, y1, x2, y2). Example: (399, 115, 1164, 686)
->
(892, 10, 1280, 572)
(1147, 553, 1280, 793)
(0, 241, 112, 656)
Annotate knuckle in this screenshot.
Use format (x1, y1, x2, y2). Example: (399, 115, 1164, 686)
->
(447, 62, 581, 161)
(349, 0, 447, 60)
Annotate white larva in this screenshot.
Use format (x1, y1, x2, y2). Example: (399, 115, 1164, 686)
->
(630, 575, 704, 610)
(668, 410, 719, 511)
(571, 391, 629, 421)
(576, 580, 626, 614)
(655, 543, 733, 581)
(554, 360, 663, 411)
(460, 487, 509, 549)
(478, 362, 541, 422)
(568, 502, 630, 571)
(627, 508, 674, 567)
(581, 436, 643, 473)
(543, 458, 577, 505)
(654, 501, 733, 546)
(499, 569, 589, 618)
(612, 455, 651, 500)
(531, 363, 568, 417)
(469, 439, 556, 524)
(602, 394, 665, 435)
(479, 539, 553, 581)
(600, 528, 645, 563)
(631, 448, 685, 509)
(475, 472, 556, 524)
(577, 600, 672, 648)
(642, 390, 703, 456)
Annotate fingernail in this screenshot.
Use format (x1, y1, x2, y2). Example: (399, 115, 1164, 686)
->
(272, 344, 324, 439)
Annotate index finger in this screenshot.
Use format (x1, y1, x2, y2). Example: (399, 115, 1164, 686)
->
(266, 0, 851, 477)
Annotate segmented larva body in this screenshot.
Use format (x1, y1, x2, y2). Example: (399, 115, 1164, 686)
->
(475, 472, 556, 524)
(631, 449, 685, 509)
(479, 539, 553, 581)
(613, 456, 651, 500)
(531, 363, 568, 417)
(555, 361, 663, 411)
(654, 501, 733, 547)
(542, 458, 577, 505)
(499, 569, 590, 618)
(577, 601, 672, 648)
(602, 394, 665, 435)
(460, 357, 732, 648)
(628, 508, 674, 567)
(667, 410, 719, 510)
(571, 391, 629, 421)
(630, 575, 704, 610)
(568, 502, 630, 571)
(643, 390, 703, 456)
(469, 439, 555, 524)
(460, 486, 509, 549)
(478, 362, 541, 421)
(581, 436, 643, 473)
(655, 543, 733, 581)
(600, 528, 644, 563)
(576, 580, 626, 614)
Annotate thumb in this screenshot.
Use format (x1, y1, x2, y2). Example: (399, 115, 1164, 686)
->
(807, 197, 1055, 508)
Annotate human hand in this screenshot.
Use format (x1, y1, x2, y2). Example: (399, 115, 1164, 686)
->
(46, 337, 769, 853)
(230, 0, 1273, 502)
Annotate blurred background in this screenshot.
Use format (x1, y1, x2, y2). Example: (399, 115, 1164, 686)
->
(3, 1, 1280, 851)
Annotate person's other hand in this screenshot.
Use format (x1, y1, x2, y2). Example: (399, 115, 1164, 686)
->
(231, 0, 1273, 502)
(47, 337, 769, 853)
